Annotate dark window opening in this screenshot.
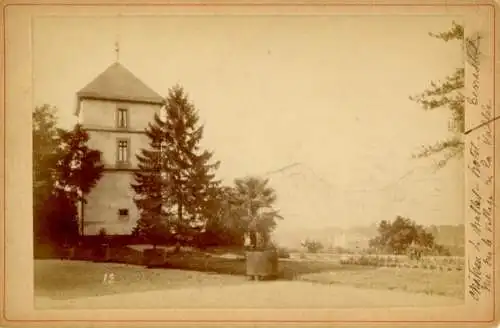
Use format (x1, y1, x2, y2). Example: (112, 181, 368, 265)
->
(117, 108, 128, 128)
(118, 209, 129, 216)
(117, 140, 129, 163)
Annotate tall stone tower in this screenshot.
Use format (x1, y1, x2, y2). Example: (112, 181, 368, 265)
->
(75, 62, 164, 235)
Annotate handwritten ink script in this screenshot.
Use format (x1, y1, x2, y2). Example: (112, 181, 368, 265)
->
(465, 32, 494, 303)
(465, 34, 481, 106)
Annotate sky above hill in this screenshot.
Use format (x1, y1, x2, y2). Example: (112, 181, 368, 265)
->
(33, 13, 465, 232)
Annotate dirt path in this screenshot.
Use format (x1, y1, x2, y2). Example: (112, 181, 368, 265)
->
(36, 280, 463, 309)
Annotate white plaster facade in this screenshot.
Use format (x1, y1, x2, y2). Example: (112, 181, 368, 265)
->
(83, 172, 138, 235)
(81, 99, 157, 168)
(76, 63, 163, 235)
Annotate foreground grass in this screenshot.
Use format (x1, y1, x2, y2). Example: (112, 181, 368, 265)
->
(298, 266, 464, 299)
(35, 259, 246, 300)
(161, 253, 464, 299)
(36, 247, 464, 301)
(35, 253, 368, 300)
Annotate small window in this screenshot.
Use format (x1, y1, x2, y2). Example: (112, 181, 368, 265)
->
(118, 209, 129, 216)
(117, 139, 129, 163)
(117, 108, 128, 128)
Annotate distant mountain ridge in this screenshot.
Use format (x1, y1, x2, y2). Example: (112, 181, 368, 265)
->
(262, 162, 337, 233)
(260, 162, 464, 250)
(263, 162, 336, 190)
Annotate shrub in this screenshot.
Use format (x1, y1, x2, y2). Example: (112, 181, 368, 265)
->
(143, 248, 167, 267)
(336, 253, 465, 272)
(358, 256, 370, 266)
(277, 247, 291, 259)
(340, 255, 351, 265)
(301, 239, 324, 253)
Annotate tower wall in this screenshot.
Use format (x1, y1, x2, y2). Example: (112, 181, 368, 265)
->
(85, 129, 150, 169)
(83, 171, 138, 235)
(79, 98, 162, 235)
(81, 98, 159, 131)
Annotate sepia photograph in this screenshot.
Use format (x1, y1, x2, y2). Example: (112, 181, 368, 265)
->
(2, 1, 498, 325)
(31, 11, 469, 310)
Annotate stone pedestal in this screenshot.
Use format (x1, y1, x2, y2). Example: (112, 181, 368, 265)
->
(245, 249, 278, 280)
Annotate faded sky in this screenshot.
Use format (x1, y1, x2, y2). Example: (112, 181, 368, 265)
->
(33, 14, 465, 229)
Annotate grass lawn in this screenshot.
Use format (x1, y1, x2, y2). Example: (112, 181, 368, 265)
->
(297, 266, 465, 299)
(35, 253, 368, 300)
(35, 259, 246, 300)
(175, 254, 464, 299)
(35, 246, 465, 301)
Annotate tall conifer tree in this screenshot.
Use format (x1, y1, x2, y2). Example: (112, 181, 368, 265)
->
(132, 85, 221, 246)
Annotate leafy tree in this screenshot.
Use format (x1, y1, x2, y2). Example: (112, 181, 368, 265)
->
(414, 224, 435, 248)
(51, 124, 104, 239)
(131, 85, 221, 247)
(52, 124, 104, 203)
(229, 176, 283, 249)
(33, 105, 59, 184)
(198, 186, 246, 247)
(369, 216, 437, 255)
(410, 21, 466, 169)
(301, 239, 324, 253)
(33, 105, 60, 244)
(33, 105, 104, 247)
(40, 192, 80, 246)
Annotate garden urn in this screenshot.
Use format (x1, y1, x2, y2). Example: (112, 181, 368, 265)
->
(245, 248, 279, 280)
(245, 229, 278, 280)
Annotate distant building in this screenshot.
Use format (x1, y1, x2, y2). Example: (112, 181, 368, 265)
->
(329, 231, 370, 251)
(332, 231, 347, 248)
(75, 62, 164, 235)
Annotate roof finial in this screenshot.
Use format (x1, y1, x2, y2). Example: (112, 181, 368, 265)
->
(114, 39, 120, 62)
(114, 13, 122, 63)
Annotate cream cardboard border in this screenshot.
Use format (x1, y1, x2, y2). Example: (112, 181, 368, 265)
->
(1, 0, 498, 326)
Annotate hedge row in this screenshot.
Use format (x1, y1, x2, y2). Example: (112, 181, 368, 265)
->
(339, 254, 464, 271)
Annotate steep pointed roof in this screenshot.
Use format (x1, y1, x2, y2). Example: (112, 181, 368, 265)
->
(76, 62, 164, 110)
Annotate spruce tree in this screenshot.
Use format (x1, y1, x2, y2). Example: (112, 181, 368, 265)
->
(410, 21, 465, 169)
(132, 85, 221, 246)
(131, 114, 174, 247)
